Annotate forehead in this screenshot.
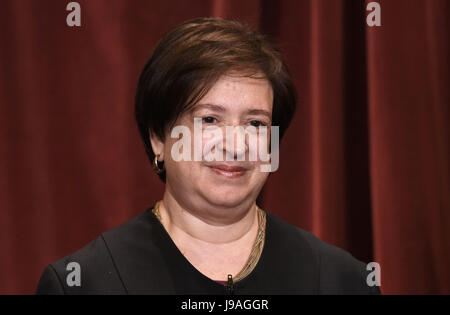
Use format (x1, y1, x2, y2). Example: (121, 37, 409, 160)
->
(195, 74, 273, 113)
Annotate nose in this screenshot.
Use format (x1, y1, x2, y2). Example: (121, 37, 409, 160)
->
(223, 125, 248, 161)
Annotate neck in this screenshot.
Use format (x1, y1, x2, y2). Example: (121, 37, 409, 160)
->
(157, 190, 259, 246)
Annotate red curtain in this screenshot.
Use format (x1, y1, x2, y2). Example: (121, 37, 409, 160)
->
(0, 0, 448, 294)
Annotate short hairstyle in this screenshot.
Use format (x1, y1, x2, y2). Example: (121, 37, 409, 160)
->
(135, 17, 296, 181)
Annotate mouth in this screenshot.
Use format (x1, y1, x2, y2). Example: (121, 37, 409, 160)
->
(206, 164, 249, 179)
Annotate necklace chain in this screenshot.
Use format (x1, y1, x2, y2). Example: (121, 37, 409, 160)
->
(152, 200, 266, 282)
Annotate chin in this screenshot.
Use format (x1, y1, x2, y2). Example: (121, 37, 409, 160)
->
(202, 187, 251, 208)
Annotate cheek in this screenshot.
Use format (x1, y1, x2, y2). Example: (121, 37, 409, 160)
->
(166, 160, 196, 182)
(250, 167, 270, 183)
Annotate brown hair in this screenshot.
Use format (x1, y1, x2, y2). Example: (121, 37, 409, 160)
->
(135, 17, 296, 181)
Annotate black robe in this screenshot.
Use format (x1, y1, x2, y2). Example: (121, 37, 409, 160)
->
(36, 206, 380, 295)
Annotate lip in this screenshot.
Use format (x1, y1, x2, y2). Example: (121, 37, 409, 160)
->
(206, 164, 249, 179)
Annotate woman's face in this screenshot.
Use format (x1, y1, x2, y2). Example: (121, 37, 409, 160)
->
(152, 73, 273, 218)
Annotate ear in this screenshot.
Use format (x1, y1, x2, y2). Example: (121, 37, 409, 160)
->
(149, 130, 165, 161)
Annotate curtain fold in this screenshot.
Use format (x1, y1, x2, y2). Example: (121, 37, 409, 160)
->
(365, 0, 449, 294)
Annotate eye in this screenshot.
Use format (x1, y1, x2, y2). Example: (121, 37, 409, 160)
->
(202, 116, 217, 124)
(249, 120, 267, 127)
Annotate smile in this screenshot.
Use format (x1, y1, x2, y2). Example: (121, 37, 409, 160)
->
(206, 164, 248, 179)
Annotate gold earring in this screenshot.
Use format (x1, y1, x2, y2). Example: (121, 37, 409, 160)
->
(153, 154, 165, 174)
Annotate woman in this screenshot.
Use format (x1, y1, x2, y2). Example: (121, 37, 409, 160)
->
(36, 17, 380, 295)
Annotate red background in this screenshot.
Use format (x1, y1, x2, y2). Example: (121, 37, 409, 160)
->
(0, 0, 448, 294)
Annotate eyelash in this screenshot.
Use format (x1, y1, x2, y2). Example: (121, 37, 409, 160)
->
(201, 116, 268, 127)
(202, 116, 217, 124)
(249, 120, 267, 127)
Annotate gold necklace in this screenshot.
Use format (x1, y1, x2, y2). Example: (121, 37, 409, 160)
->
(152, 200, 266, 282)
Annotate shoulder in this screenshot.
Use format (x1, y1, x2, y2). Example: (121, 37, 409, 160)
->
(266, 212, 380, 294)
(36, 210, 154, 295)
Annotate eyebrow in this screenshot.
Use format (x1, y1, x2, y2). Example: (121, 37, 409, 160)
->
(192, 103, 226, 112)
(193, 103, 272, 119)
(246, 109, 272, 119)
